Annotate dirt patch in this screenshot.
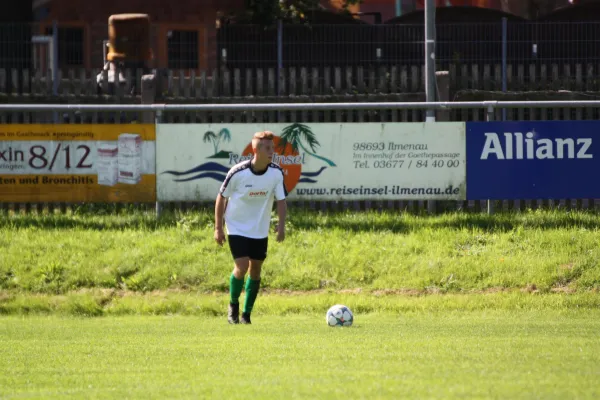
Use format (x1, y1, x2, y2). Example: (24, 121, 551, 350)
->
(371, 289, 423, 296)
(16, 285, 588, 300)
(260, 289, 327, 296)
(339, 288, 363, 295)
(0, 291, 14, 302)
(521, 284, 538, 294)
(71, 288, 116, 297)
(478, 287, 509, 294)
(560, 263, 574, 271)
(551, 285, 576, 294)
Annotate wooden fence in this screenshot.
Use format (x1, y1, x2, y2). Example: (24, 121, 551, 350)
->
(1, 62, 600, 213)
(3, 62, 600, 96)
(3, 62, 600, 121)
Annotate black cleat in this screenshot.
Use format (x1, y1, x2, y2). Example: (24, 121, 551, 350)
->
(228, 303, 239, 324)
(240, 312, 251, 324)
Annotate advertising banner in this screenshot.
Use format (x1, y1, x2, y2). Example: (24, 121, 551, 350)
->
(467, 121, 598, 199)
(0, 124, 156, 202)
(156, 122, 466, 201)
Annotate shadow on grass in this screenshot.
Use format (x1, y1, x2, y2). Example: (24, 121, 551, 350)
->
(288, 210, 600, 233)
(2, 206, 600, 233)
(0, 211, 199, 231)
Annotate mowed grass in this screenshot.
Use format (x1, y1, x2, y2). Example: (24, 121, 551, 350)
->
(1, 311, 599, 399)
(2, 208, 600, 399)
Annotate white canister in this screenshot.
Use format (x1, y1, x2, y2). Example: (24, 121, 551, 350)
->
(97, 143, 118, 186)
(118, 133, 143, 184)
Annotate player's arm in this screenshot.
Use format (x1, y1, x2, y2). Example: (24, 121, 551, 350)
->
(214, 194, 227, 246)
(276, 199, 287, 242)
(274, 172, 288, 242)
(215, 170, 235, 246)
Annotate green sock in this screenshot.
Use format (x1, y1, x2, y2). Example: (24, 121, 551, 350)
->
(230, 274, 244, 304)
(243, 278, 261, 315)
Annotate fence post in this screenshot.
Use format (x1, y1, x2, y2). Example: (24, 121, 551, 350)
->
(425, 0, 436, 123)
(277, 19, 283, 122)
(486, 105, 495, 215)
(430, 71, 451, 214)
(435, 71, 450, 121)
(502, 17, 507, 121)
(425, 1, 437, 214)
(154, 110, 162, 218)
(52, 20, 59, 122)
(140, 73, 161, 217)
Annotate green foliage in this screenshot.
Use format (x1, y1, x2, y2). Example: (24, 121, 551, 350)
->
(240, 0, 363, 26)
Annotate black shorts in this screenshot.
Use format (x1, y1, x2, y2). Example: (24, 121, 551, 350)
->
(228, 235, 268, 261)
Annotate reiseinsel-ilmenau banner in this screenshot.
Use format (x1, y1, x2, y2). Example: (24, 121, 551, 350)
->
(156, 122, 466, 201)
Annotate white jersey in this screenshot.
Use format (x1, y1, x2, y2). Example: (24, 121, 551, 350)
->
(219, 160, 287, 239)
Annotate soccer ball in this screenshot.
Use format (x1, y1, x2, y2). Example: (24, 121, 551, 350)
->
(326, 304, 353, 327)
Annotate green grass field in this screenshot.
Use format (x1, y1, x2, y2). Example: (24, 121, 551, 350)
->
(1, 208, 599, 398)
(1, 312, 599, 399)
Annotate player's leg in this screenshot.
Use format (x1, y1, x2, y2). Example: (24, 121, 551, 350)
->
(229, 257, 249, 324)
(227, 235, 250, 324)
(241, 237, 268, 324)
(241, 259, 262, 324)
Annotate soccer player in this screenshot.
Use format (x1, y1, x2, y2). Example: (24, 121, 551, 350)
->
(214, 130, 288, 324)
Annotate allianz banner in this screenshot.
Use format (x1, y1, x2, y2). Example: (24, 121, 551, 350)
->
(156, 123, 466, 201)
(467, 121, 596, 200)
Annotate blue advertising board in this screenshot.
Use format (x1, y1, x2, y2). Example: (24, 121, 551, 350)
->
(466, 121, 598, 200)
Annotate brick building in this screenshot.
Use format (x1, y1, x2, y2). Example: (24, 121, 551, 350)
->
(33, 0, 248, 71)
(31, 0, 583, 72)
(32, 0, 355, 72)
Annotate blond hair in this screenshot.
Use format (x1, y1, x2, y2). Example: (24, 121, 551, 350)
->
(251, 130, 275, 150)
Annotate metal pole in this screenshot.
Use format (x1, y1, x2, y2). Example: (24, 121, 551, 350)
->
(52, 20, 59, 123)
(155, 110, 163, 218)
(277, 19, 283, 121)
(425, 0, 436, 123)
(502, 17, 507, 121)
(6, 100, 600, 112)
(486, 105, 495, 215)
(425, 0, 436, 214)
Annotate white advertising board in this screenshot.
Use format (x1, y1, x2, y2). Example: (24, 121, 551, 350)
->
(156, 122, 466, 201)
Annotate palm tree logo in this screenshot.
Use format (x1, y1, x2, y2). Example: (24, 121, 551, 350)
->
(203, 128, 232, 158)
(278, 123, 336, 166)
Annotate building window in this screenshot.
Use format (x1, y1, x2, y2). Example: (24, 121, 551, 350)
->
(45, 26, 84, 67)
(167, 30, 199, 69)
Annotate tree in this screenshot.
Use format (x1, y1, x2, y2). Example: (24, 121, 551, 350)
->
(242, 0, 363, 26)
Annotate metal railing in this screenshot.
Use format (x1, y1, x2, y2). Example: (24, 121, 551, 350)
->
(4, 100, 600, 113)
(2, 100, 600, 216)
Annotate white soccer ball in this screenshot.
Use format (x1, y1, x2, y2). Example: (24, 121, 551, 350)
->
(326, 304, 353, 327)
